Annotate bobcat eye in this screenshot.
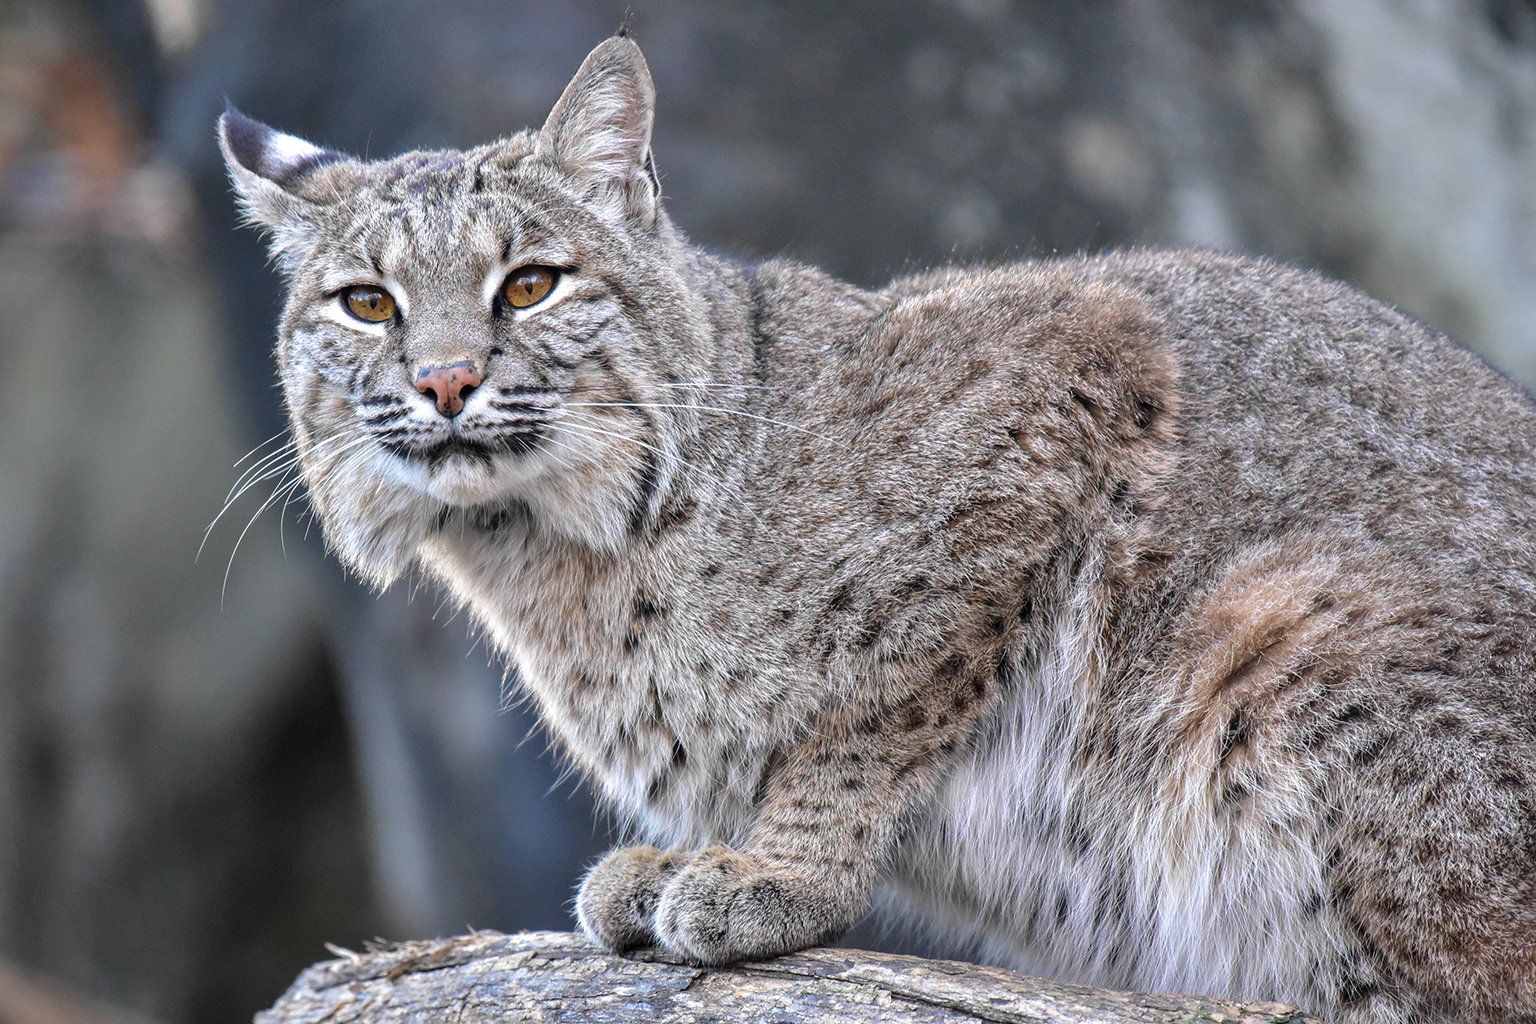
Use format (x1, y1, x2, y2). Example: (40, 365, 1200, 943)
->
(342, 285, 396, 323)
(503, 266, 557, 309)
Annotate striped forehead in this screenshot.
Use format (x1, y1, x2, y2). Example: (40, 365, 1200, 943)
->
(369, 136, 534, 200)
(321, 138, 552, 274)
(364, 201, 522, 265)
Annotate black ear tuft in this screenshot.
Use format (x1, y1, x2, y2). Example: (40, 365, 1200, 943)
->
(218, 106, 348, 187)
(218, 106, 360, 269)
(219, 104, 269, 174)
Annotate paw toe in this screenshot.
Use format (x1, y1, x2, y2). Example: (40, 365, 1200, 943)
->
(576, 845, 679, 951)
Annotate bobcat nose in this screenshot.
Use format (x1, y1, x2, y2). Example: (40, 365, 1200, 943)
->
(415, 361, 483, 417)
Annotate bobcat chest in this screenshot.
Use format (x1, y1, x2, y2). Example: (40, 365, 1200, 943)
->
(422, 524, 813, 843)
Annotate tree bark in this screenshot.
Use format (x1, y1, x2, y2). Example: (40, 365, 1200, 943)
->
(256, 931, 1324, 1024)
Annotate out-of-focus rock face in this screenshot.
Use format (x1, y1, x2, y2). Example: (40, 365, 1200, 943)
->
(0, 11, 382, 1022)
(1130, 0, 1536, 383)
(0, 224, 382, 1021)
(613, 0, 1536, 383)
(2, 0, 1535, 1022)
(1296, 0, 1536, 381)
(0, 217, 395, 1017)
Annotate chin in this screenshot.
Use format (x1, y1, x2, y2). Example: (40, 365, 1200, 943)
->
(390, 449, 550, 506)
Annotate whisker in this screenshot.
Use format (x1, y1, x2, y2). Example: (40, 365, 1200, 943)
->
(529, 433, 584, 474)
(558, 411, 725, 485)
(232, 428, 294, 471)
(267, 465, 297, 559)
(224, 440, 298, 504)
(210, 434, 357, 533)
(222, 471, 309, 606)
(221, 427, 362, 511)
(559, 412, 780, 539)
(202, 433, 375, 563)
(201, 458, 297, 561)
(567, 400, 849, 449)
(284, 439, 378, 552)
(274, 433, 375, 548)
(555, 415, 729, 500)
(649, 382, 779, 390)
(224, 446, 301, 506)
(555, 415, 679, 470)
(278, 468, 309, 557)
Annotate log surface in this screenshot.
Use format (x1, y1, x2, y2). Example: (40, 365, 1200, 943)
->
(255, 930, 1324, 1024)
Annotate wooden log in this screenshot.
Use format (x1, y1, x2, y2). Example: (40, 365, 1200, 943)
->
(256, 930, 1324, 1024)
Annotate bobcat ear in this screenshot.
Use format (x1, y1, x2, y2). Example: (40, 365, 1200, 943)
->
(218, 106, 357, 270)
(537, 36, 659, 227)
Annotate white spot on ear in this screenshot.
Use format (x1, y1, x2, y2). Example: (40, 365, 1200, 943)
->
(266, 130, 327, 169)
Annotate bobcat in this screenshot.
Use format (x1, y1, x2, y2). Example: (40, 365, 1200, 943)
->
(220, 34, 1536, 1024)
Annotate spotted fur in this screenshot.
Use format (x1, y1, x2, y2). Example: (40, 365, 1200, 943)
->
(222, 36, 1536, 1024)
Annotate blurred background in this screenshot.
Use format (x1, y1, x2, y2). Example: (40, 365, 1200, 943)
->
(2, 0, 1535, 1020)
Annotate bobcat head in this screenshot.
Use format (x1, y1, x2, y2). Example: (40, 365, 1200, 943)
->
(221, 37, 715, 583)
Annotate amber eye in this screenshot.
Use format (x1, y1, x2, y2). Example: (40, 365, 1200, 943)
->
(503, 266, 557, 309)
(342, 285, 396, 323)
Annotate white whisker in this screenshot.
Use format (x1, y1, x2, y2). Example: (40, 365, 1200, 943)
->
(567, 400, 848, 449)
(224, 439, 298, 504)
(204, 432, 375, 570)
(649, 382, 779, 390)
(232, 428, 294, 471)
(555, 414, 678, 470)
(559, 411, 781, 540)
(200, 460, 296, 561)
(530, 433, 587, 475)
(222, 471, 307, 606)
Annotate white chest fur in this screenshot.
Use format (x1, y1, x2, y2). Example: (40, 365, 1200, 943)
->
(890, 600, 1350, 1009)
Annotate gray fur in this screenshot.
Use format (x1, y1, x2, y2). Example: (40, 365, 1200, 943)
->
(221, 36, 1536, 1024)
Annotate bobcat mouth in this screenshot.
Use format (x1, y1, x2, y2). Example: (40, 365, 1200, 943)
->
(384, 430, 544, 466)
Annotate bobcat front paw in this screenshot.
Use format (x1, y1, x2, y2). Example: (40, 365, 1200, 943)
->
(576, 845, 684, 951)
(654, 845, 846, 964)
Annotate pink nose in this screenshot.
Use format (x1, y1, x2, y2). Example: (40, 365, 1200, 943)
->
(415, 361, 483, 417)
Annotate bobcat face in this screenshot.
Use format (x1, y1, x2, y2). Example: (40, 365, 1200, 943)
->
(281, 168, 634, 504)
(221, 41, 707, 580)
